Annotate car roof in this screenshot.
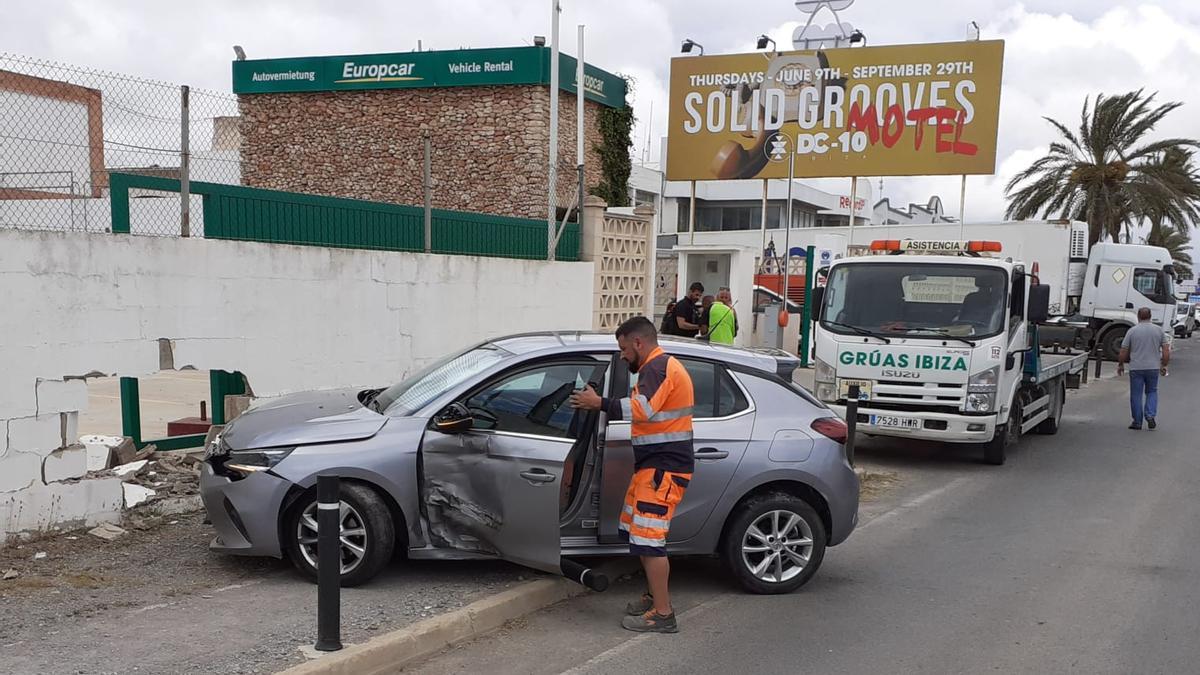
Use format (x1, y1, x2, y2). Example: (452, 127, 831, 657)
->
(488, 331, 797, 375)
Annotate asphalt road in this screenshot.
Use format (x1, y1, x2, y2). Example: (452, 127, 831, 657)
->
(413, 338, 1200, 675)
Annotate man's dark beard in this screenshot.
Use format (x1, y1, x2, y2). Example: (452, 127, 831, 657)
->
(627, 354, 642, 374)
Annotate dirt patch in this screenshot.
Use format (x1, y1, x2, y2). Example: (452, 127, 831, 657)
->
(0, 508, 283, 644)
(858, 468, 901, 502)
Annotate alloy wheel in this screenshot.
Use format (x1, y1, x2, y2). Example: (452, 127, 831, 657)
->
(741, 509, 814, 583)
(296, 499, 368, 574)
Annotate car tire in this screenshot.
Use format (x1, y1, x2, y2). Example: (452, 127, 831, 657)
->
(720, 493, 827, 595)
(283, 482, 396, 587)
(1036, 382, 1064, 435)
(982, 400, 1020, 465)
(1099, 326, 1127, 362)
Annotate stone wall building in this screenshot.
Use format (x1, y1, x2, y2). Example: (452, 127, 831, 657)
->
(235, 47, 621, 220)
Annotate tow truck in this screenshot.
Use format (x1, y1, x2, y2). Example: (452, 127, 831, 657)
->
(811, 239, 1088, 465)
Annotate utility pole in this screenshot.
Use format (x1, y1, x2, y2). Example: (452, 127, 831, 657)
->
(547, 0, 561, 260)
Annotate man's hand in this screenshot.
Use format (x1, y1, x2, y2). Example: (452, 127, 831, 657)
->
(1161, 366, 1168, 377)
(1117, 363, 1125, 376)
(570, 385, 602, 410)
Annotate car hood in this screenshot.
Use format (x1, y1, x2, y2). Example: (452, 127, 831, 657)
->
(221, 388, 386, 450)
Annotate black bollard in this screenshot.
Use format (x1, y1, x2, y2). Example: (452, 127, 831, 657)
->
(845, 385, 860, 467)
(1093, 344, 1102, 380)
(315, 474, 343, 652)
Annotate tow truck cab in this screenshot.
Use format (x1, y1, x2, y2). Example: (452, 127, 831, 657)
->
(811, 239, 1086, 465)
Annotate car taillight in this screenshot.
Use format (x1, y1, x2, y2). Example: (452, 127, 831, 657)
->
(810, 417, 848, 444)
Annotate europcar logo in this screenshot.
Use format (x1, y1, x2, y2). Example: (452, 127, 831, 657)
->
(337, 61, 421, 84)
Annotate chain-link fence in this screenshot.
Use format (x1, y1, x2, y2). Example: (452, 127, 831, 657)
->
(0, 52, 241, 235)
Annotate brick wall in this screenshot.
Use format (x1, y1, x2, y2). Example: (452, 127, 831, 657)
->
(239, 85, 605, 219)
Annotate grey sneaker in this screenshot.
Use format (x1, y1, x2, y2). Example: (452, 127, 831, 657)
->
(625, 593, 653, 616)
(621, 611, 678, 633)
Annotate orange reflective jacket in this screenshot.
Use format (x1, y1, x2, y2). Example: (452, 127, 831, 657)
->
(604, 347, 695, 472)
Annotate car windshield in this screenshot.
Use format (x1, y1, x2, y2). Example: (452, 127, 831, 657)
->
(821, 262, 1008, 337)
(374, 344, 510, 416)
(1177, 303, 1191, 314)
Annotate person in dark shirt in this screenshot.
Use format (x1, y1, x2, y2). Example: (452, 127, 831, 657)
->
(668, 282, 704, 337)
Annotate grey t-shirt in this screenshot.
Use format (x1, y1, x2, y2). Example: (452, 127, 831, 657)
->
(1121, 322, 1167, 371)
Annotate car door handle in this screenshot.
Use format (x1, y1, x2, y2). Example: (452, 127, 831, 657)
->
(695, 447, 729, 460)
(519, 469, 556, 484)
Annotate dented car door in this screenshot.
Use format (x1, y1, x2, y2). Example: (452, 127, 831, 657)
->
(419, 358, 608, 573)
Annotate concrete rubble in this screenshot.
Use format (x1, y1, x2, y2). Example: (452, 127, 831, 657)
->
(87, 523, 126, 541)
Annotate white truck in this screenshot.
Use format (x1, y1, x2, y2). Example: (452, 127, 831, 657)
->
(823, 220, 1177, 359)
(811, 238, 1090, 465)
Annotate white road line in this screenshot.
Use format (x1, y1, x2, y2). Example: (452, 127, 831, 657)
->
(558, 594, 733, 675)
(858, 476, 973, 532)
(130, 602, 176, 615)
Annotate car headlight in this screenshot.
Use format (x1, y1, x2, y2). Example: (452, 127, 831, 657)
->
(224, 447, 295, 474)
(814, 357, 836, 384)
(815, 382, 838, 403)
(968, 365, 999, 393)
(966, 392, 995, 412)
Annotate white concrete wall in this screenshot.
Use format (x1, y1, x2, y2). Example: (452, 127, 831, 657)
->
(0, 229, 594, 541)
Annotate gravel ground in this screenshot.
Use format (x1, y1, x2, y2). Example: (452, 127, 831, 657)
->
(0, 509, 532, 675)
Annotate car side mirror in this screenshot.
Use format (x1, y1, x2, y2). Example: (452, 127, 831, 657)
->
(433, 402, 474, 434)
(810, 287, 825, 321)
(1028, 284, 1050, 324)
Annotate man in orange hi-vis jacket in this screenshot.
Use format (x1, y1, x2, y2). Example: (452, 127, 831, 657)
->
(571, 316, 694, 633)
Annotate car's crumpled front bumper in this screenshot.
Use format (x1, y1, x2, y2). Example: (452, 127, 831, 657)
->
(199, 461, 294, 558)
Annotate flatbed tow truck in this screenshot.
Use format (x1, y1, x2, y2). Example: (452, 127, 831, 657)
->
(811, 238, 1088, 465)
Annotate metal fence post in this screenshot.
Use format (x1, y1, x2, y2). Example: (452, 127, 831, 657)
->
(845, 385, 860, 467)
(180, 85, 191, 237)
(423, 134, 432, 253)
(119, 377, 143, 448)
(1094, 343, 1103, 380)
(315, 474, 343, 652)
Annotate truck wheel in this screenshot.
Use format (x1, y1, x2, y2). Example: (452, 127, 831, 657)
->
(1036, 382, 1065, 435)
(284, 482, 396, 587)
(721, 493, 827, 595)
(982, 402, 1020, 465)
(1099, 326, 1128, 361)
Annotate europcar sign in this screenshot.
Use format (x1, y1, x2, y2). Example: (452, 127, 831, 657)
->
(666, 40, 1004, 180)
(233, 47, 627, 108)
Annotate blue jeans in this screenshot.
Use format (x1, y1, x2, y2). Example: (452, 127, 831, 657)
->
(1129, 369, 1159, 425)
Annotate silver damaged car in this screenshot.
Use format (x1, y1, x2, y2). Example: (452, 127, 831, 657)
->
(200, 332, 859, 594)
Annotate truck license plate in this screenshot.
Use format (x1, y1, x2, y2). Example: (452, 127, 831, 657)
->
(869, 415, 920, 429)
(838, 379, 872, 400)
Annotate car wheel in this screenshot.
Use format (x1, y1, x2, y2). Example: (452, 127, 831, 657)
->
(1099, 326, 1127, 362)
(721, 493, 827, 595)
(1036, 381, 1064, 435)
(982, 401, 1020, 465)
(284, 482, 395, 587)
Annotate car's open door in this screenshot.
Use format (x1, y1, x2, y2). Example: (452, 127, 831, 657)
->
(419, 357, 608, 574)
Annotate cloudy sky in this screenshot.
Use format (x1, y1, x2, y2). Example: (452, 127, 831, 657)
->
(4, 0, 1200, 233)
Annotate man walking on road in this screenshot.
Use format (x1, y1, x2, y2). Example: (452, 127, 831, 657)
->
(571, 316, 694, 634)
(1117, 307, 1171, 430)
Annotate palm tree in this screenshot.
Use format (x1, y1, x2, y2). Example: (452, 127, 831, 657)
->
(1142, 221, 1193, 280)
(1005, 90, 1200, 245)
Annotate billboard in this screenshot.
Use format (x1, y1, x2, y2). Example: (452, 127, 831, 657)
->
(666, 40, 1004, 180)
(233, 47, 627, 108)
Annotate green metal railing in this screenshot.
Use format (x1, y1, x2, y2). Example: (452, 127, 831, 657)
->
(120, 369, 247, 450)
(109, 173, 580, 261)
